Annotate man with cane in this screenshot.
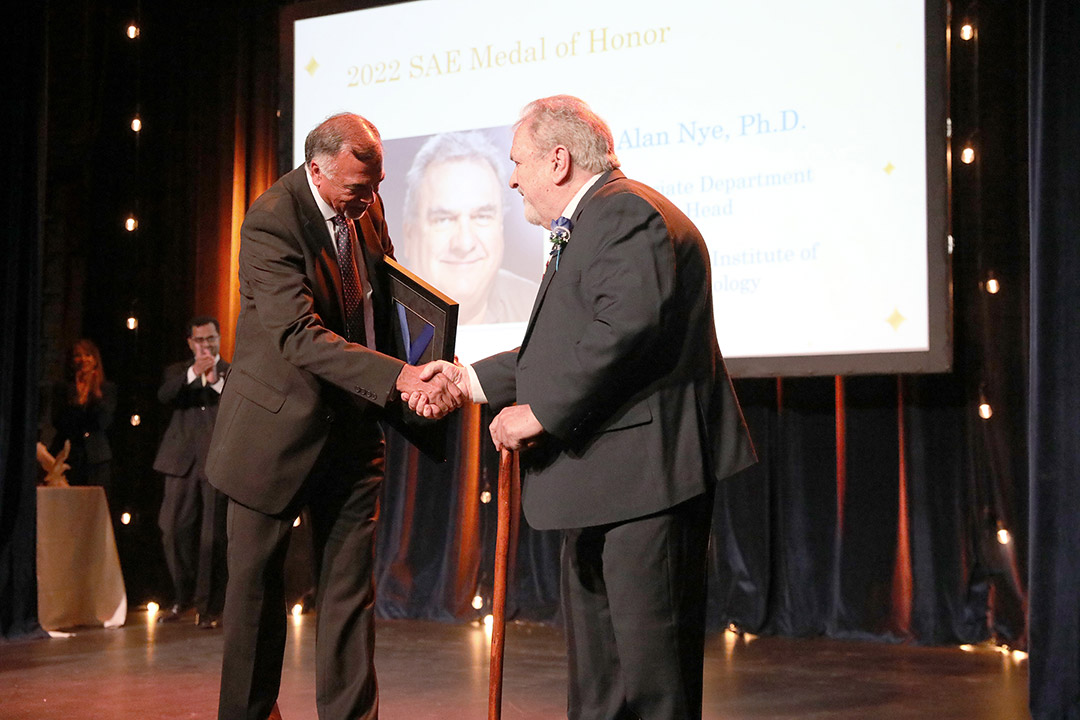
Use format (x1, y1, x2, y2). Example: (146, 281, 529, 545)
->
(416, 95, 755, 720)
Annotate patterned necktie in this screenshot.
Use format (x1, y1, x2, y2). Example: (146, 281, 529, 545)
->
(332, 215, 365, 344)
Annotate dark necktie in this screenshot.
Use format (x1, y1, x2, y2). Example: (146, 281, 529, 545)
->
(332, 215, 365, 344)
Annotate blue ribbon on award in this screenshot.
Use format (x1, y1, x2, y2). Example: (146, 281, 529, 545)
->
(397, 302, 435, 365)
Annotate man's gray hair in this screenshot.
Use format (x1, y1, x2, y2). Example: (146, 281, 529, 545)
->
(516, 95, 620, 174)
(402, 130, 510, 224)
(304, 113, 382, 170)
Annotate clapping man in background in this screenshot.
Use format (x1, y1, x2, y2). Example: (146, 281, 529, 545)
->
(153, 316, 229, 627)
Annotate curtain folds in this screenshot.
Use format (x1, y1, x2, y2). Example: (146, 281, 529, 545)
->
(1028, 0, 1080, 717)
(0, 166, 47, 641)
(0, 0, 47, 642)
(374, 368, 1028, 650)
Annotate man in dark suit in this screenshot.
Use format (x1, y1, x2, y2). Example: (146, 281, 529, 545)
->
(153, 316, 230, 627)
(205, 113, 462, 720)
(417, 95, 756, 720)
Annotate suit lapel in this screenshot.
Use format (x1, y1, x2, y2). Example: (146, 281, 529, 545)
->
(518, 170, 622, 351)
(521, 253, 558, 345)
(289, 166, 349, 332)
(306, 213, 349, 330)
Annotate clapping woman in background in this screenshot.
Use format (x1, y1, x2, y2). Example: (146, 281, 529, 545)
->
(50, 339, 117, 505)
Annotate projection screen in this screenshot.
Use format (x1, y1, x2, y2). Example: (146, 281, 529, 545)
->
(280, 0, 950, 376)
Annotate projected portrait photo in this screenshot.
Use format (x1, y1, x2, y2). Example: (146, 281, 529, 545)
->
(381, 127, 541, 326)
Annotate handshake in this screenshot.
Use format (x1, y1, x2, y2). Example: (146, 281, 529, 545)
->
(394, 360, 545, 452)
(394, 359, 470, 420)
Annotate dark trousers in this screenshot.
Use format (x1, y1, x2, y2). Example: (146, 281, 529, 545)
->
(217, 425, 384, 720)
(562, 489, 714, 720)
(196, 479, 229, 618)
(159, 472, 202, 608)
(159, 470, 228, 614)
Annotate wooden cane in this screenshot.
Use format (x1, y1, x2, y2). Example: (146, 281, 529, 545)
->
(488, 448, 515, 720)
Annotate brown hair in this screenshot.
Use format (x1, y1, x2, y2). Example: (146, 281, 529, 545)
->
(69, 338, 106, 405)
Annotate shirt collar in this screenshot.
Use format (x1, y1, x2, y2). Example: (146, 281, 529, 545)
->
(305, 166, 338, 222)
(558, 172, 604, 222)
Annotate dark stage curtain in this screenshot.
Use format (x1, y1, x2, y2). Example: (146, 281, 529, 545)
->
(1028, 0, 1080, 717)
(377, 370, 1029, 648)
(0, 0, 48, 641)
(376, 406, 562, 624)
(707, 372, 1026, 644)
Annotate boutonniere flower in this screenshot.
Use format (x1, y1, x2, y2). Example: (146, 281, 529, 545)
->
(548, 216, 573, 270)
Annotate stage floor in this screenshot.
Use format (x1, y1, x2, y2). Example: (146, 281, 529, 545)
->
(2, 612, 1028, 719)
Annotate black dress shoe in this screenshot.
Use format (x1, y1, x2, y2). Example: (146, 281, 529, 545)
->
(196, 613, 221, 629)
(156, 604, 191, 623)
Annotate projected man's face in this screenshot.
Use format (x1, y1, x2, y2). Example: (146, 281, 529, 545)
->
(311, 146, 384, 220)
(409, 159, 504, 322)
(509, 125, 557, 228)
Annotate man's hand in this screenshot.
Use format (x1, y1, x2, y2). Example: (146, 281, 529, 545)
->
(401, 360, 470, 417)
(489, 404, 545, 452)
(192, 352, 217, 382)
(395, 362, 465, 419)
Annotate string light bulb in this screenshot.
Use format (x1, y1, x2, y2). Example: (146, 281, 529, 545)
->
(125, 215, 138, 232)
(121, 512, 132, 525)
(126, 316, 139, 331)
(961, 146, 975, 164)
(291, 603, 304, 617)
(126, 23, 140, 39)
(997, 527, 1011, 545)
(978, 402, 992, 419)
(131, 115, 142, 133)
(293, 516, 302, 528)
(130, 414, 141, 426)
(146, 601, 160, 614)
(480, 490, 492, 504)
(960, 24, 974, 41)
(985, 278, 1000, 294)
(472, 595, 484, 610)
